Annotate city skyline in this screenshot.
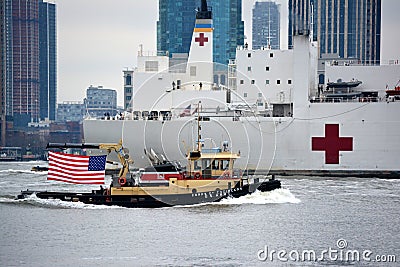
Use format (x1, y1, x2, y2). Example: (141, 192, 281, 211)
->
(57, 0, 400, 106)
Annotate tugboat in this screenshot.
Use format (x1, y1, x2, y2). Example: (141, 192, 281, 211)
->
(17, 115, 281, 208)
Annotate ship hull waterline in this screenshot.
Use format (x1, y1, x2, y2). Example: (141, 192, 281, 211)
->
(17, 179, 281, 208)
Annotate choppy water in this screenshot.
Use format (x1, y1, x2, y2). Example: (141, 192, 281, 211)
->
(0, 161, 399, 266)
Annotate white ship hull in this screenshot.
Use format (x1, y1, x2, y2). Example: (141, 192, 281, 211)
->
(83, 100, 400, 177)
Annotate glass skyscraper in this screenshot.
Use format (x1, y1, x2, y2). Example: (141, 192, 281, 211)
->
(289, 0, 381, 64)
(157, 0, 244, 66)
(1, 0, 56, 127)
(252, 1, 280, 50)
(39, 1, 57, 121)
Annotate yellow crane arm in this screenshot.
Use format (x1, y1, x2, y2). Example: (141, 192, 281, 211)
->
(98, 139, 132, 178)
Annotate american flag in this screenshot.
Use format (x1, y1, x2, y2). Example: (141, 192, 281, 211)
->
(48, 151, 107, 184)
(179, 104, 191, 117)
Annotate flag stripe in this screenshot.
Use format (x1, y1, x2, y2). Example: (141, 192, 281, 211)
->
(48, 163, 88, 172)
(48, 166, 105, 177)
(48, 173, 104, 180)
(50, 153, 90, 166)
(48, 177, 104, 185)
(48, 151, 106, 184)
(50, 152, 90, 161)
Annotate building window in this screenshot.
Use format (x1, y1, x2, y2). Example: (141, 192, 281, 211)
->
(266, 80, 270, 85)
(247, 66, 251, 72)
(288, 79, 292, 84)
(126, 96, 131, 100)
(220, 74, 226, 85)
(248, 53, 251, 58)
(244, 92, 248, 98)
(240, 80, 244, 85)
(251, 80, 255, 84)
(266, 66, 270, 71)
(213, 75, 219, 84)
(126, 75, 132, 85)
(270, 53, 274, 58)
(277, 80, 280, 85)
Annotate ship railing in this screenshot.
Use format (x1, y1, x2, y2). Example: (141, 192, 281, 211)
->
(310, 96, 381, 103)
(97, 107, 262, 121)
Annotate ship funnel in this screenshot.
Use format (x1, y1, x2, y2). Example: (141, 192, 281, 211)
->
(186, 0, 213, 90)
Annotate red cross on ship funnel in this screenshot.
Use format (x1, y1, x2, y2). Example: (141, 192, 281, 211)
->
(195, 33, 208, 46)
(312, 124, 353, 164)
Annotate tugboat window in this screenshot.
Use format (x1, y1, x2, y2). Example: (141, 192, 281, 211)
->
(220, 160, 229, 170)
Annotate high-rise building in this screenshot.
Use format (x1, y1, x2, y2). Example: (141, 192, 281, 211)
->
(289, 0, 381, 64)
(1, 0, 56, 128)
(0, 0, 5, 145)
(157, 0, 244, 66)
(39, 1, 56, 121)
(85, 85, 118, 119)
(252, 1, 280, 50)
(3, 0, 40, 126)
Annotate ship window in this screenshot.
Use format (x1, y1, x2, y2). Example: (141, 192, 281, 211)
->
(247, 66, 252, 72)
(251, 80, 255, 84)
(248, 53, 251, 58)
(266, 66, 270, 71)
(270, 53, 274, 58)
(194, 160, 201, 170)
(190, 66, 196, 76)
(266, 80, 270, 85)
(220, 160, 229, 170)
(240, 80, 244, 85)
(277, 80, 281, 85)
(177, 80, 181, 89)
(288, 79, 292, 84)
(244, 92, 248, 98)
(258, 93, 262, 97)
(211, 160, 218, 170)
(145, 61, 158, 72)
(202, 159, 211, 170)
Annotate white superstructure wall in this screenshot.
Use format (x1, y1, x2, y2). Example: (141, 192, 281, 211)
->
(234, 48, 294, 105)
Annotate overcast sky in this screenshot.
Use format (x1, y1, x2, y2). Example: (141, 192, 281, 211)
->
(56, 0, 400, 106)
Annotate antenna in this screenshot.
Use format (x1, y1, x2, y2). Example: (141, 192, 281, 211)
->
(197, 101, 202, 151)
(267, 2, 271, 49)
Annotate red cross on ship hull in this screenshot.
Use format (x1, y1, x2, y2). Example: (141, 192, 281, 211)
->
(312, 124, 353, 164)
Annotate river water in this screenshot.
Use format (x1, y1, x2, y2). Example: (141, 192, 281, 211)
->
(0, 161, 399, 266)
